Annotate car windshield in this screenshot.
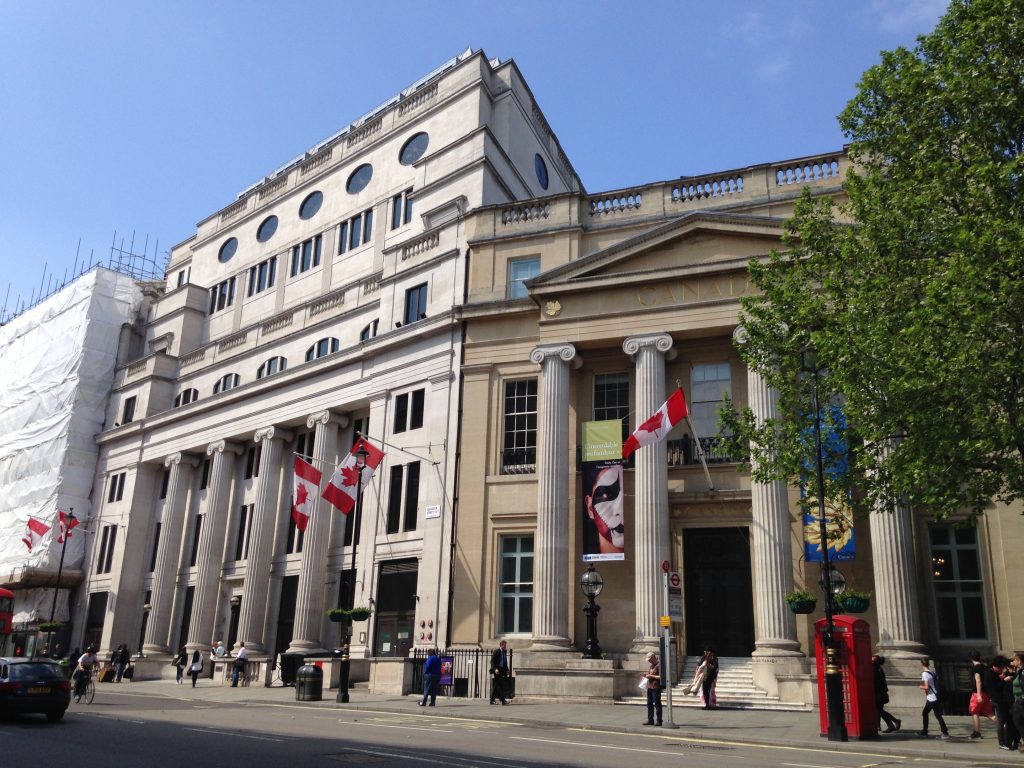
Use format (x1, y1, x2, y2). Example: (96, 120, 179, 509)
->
(9, 663, 64, 681)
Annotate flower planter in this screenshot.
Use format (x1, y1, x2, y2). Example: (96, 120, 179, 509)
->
(787, 599, 817, 614)
(348, 609, 372, 622)
(839, 596, 869, 613)
(327, 613, 345, 623)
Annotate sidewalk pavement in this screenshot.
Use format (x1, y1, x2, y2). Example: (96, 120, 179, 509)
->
(110, 678, 1021, 764)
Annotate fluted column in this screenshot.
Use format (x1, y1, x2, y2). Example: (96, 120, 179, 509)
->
(624, 333, 673, 649)
(142, 452, 198, 656)
(870, 475, 926, 658)
(744, 353, 802, 657)
(237, 426, 292, 655)
(529, 343, 579, 649)
(186, 440, 244, 653)
(289, 410, 346, 653)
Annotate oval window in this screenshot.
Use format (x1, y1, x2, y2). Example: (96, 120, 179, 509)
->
(535, 154, 549, 190)
(299, 191, 323, 220)
(346, 164, 373, 194)
(399, 132, 429, 165)
(256, 215, 278, 242)
(218, 237, 238, 263)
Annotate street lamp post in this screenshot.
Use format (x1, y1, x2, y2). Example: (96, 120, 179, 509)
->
(579, 564, 604, 659)
(43, 509, 75, 659)
(804, 348, 848, 743)
(337, 444, 370, 704)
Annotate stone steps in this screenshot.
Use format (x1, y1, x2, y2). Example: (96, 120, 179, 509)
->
(622, 656, 812, 712)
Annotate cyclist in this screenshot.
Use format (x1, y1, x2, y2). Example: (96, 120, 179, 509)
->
(73, 645, 99, 703)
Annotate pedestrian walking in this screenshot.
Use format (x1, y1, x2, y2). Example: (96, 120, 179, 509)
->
(917, 657, 949, 738)
(490, 640, 511, 705)
(969, 649, 997, 739)
(872, 655, 901, 733)
(174, 646, 187, 684)
(231, 642, 248, 687)
(642, 652, 663, 726)
(989, 656, 1016, 750)
(418, 649, 440, 707)
(189, 650, 203, 688)
(701, 647, 719, 709)
(685, 651, 708, 696)
(113, 643, 130, 682)
(1009, 653, 1024, 752)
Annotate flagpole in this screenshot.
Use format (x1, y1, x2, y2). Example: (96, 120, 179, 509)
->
(672, 380, 714, 491)
(45, 508, 74, 658)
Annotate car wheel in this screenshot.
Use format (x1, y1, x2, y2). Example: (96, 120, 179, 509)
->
(46, 709, 66, 722)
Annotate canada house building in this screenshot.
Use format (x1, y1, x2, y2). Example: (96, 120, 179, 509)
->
(73, 49, 1022, 702)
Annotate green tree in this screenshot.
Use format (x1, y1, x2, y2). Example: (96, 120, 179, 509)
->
(725, 0, 1024, 521)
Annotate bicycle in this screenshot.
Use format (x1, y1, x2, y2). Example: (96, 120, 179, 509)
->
(73, 671, 96, 704)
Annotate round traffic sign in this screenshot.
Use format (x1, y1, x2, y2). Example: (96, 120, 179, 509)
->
(661, 560, 670, 573)
(669, 572, 681, 588)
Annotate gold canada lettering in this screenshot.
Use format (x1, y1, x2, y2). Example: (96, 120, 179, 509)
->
(635, 275, 751, 307)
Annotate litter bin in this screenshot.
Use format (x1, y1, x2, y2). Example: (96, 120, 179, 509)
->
(280, 653, 304, 686)
(296, 663, 323, 701)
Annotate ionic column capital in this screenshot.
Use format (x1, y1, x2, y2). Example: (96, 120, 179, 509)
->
(622, 333, 674, 358)
(207, 440, 244, 457)
(164, 452, 200, 469)
(254, 426, 294, 444)
(306, 410, 350, 430)
(529, 343, 581, 368)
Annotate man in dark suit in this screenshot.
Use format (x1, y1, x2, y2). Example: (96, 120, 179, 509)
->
(490, 640, 510, 705)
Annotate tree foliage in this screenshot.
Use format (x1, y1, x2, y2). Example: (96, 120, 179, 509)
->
(724, 0, 1024, 520)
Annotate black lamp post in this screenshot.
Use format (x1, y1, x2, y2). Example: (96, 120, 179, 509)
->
(580, 564, 604, 659)
(43, 509, 74, 659)
(803, 347, 848, 743)
(337, 443, 370, 704)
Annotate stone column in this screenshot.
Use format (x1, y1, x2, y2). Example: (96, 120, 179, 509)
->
(288, 410, 346, 654)
(186, 440, 243, 653)
(236, 426, 292, 655)
(745, 361, 803, 658)
(623, 333, 673, 650)
(143, 452, 199, 656)
(870, 492, 926, 659)
(528, 343, 579, 649)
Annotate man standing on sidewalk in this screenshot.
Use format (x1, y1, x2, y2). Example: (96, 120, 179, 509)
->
(643, 652, 663, 727)
(490, 640, 510, 705)
(917, 657, 950, 739)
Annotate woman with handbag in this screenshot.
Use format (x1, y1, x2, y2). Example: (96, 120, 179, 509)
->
(685, 651, 708, 696)
(189, 650, 203, 688)
(173, 646, 187, 684)
(873, 655, 901, 732)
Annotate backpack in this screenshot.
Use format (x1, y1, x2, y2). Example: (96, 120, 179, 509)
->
(927, 670, 943, 702)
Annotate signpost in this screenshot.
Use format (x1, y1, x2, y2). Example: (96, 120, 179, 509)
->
(661, 570, 679, 729)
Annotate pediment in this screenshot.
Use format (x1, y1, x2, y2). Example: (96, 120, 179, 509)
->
(527, 211, 786, 295)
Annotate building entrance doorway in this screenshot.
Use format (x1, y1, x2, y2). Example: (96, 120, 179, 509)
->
(683, 527, 755, 657)
(373, 559, 417, 658)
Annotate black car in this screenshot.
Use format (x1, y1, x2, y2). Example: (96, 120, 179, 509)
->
(0, 657, 72, 721)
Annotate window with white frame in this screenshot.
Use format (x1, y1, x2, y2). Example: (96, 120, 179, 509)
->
(121, 396, 137, 425)
(234, 503, 253, 561)
(930, 524, 987, 640)
(507, 257, 540, 299)
(290, 234, 322, 277)
(690, 363, 732, 438)
(257, 356, 287, 379)
(214, 373, 240, 394)
(305, 337, 339, 361)
(337, 208, 374, 254)
(391, 189, 414, 230)
(501, 379, 537, 474)
(246, 256, 277, 297)
(498, 535, 533, 634)
(107, 472, 126, 503)
(174, 388, 199, 407)
(208, 277, 236, 314)
(594, 372, 629, 444)
(385, 462, 420, 534)
(96, 524, 118, 574)
(359, 319, 379, 342)
(403, 283, 427, 325)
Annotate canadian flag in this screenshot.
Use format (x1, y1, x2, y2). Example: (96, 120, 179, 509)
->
(22, 517, 51, 553)
(322, 437, 385, 514)
(57, 510, 79, 543)
(292, 457, 322, 532)
(622, 387, 688, 459)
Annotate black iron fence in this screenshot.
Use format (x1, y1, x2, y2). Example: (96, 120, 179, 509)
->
(411, 647, 513, 699)
(666, 435, 733, 466)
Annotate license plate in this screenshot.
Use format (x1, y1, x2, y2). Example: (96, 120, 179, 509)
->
(27, 687, 50, 694)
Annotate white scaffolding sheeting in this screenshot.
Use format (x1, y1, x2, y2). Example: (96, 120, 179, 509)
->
(0, 269, 143, 581)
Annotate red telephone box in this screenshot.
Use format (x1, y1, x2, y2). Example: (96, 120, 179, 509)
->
(814, 615, 876, 739)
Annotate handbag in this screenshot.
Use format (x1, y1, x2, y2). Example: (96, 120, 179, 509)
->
(638, 676, 649, 690)
(190, 661, 202, 673)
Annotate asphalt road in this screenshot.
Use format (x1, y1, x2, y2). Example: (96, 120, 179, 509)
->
(1, 689, 959, 768)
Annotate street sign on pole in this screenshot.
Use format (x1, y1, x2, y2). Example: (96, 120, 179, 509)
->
(667, 571, 683, 623)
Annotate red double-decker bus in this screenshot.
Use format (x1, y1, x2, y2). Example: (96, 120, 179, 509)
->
(0, 587, 13, 656)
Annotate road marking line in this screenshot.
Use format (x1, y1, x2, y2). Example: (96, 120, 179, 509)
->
(510, 736, 729, 757)
(782, 763, 841, 768)
(80, 713, 147, 724)
(186, 727, 285, 742)
(352, 722, 455, 733)
(348, 747, 530, 768)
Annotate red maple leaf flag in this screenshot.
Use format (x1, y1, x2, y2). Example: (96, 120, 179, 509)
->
(622, 387, 688, 459)
(57, 510, 79, 543)
(292, 456, 323, 532)
(322, 437, 385, 514)
(22, 517, 51, 553)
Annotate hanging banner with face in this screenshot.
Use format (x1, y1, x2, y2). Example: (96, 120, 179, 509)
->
(582, 420, 626, 562)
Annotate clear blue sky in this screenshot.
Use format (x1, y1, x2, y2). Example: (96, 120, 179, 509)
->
(0, 0, 949, 319)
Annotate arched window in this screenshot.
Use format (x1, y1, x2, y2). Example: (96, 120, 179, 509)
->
(173, 388, 199, 408)
(359, 320, 379, 342)
(213, 373, 241, 394)
(305, 337, 340, 362)
(257, 356, 288, 379)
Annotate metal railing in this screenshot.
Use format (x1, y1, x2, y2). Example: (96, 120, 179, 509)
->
(666, 435, 734, 466)
(410, 647, 512, 699)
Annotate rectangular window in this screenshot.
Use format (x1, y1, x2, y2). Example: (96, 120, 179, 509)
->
(501, 379, 538, 474)
(691, 363, 732, 438)
(385, 462, 420, 534)
(246, 256, 277, 297)
(107, 472, 126, 503)
(507, 257, 540, 299)
(499, 535, 534, 634)
(391, 189, 413, 229)
(290, 234, 322, 276)
(199, 459, 211, 491)
(149, 522, 161, 573)
(594, 372, 630, 445)
(410, 389, 425, 430)
(208, 277, 236, 314)
(403, 461, 420, 532)
(387, 465, 403, 534)
(244, 445, 262, 480)
(189, 515, 203, 567)
(403, 283, 427, 325)
(930, 525, 987, 640)
(394, 393, 409, 434)
(96, 524, 118, 574)
(235, 504, 253, 561)
(159, 469, 170, 500)
(122, 396, 137, 425)
(337, 208, 374, 255)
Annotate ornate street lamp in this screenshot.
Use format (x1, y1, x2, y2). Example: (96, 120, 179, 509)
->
(579, 564, 604, 659)
(803, 346, 848, 742)
(337, 443, 370, 704)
